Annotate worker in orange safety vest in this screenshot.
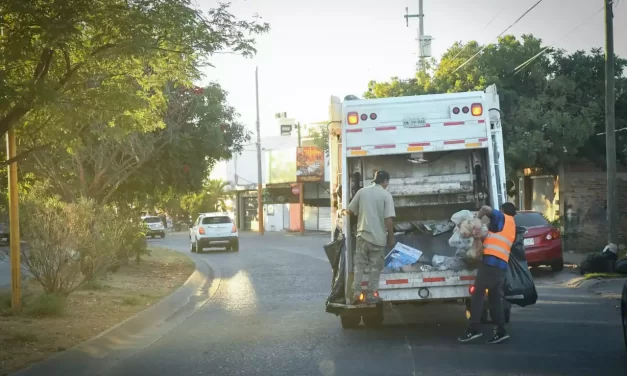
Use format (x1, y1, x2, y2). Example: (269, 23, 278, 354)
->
(458, 202, 517, 344)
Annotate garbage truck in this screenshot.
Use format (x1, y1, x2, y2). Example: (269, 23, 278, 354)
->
(324, 85, 511, 328)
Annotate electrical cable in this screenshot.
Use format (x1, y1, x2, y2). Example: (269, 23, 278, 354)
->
(447, 7, 504, 62)
(512, 3, 608, 75)
(451, 0, 545, 74)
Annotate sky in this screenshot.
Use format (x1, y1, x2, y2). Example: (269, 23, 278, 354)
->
(197, 0, 627, 138)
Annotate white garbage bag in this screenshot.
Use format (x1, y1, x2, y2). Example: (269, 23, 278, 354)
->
(451, 210, 473, 226)
(448, 229, 474, 249)
(432, 255, 466, 271)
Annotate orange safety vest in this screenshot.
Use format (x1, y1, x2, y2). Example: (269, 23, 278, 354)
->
(482, 214, 516, 263)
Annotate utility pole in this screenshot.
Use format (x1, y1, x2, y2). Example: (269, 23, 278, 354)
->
(7, 129, 21, 312)
(404, 0, 432, 72)
(255, 67, 264, 235)
(297, 122, 302, 147)
(604, 0, 618, 245)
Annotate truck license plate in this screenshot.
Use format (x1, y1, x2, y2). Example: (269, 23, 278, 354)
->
(403, 117, 427, 128)
(523, 238, 534, 246)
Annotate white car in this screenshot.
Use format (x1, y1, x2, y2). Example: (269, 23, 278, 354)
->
(142, 216, 166, 239)
(190, 212, 239, 253)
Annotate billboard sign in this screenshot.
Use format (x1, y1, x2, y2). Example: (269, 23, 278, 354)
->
(296, 146, 324, 182)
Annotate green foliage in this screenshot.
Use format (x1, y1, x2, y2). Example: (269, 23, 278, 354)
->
(1, 1, 269, 166)
(364, 35, 627, 177)
(26, 293, 66, 317)
(180, 178, 231, 219)
(308, 124, 330, 156)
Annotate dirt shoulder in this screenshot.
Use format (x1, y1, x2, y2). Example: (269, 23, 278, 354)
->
(0, 247, 195, 375)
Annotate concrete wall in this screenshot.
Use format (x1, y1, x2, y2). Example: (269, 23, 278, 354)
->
(560, 166, 627, 252)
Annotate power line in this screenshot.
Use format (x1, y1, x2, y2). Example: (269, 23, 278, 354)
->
(447, 8, 504, 62)
(513, 3, 608, 75)
(451, 0, 545, 74)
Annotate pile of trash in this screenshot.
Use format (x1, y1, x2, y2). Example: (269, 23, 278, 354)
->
(448, 210, 488, 260)
(382, 242, 470, 273)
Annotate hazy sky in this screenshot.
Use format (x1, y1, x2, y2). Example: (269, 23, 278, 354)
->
(197, 0, 627, 138)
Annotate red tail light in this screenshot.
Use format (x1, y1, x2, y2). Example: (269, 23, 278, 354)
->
(469, 285, 475, 294)
(198, 227, 205, 235)
(545, 229, 560, 241)
(231, 224, 237, 233)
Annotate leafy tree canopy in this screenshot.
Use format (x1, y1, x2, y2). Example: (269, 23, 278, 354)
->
(1, 0, 269, 166)
(364, 35, 627, 177)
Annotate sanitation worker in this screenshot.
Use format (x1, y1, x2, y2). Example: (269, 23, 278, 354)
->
(458, 202, 517, 344)
(343, 170, 396, 305)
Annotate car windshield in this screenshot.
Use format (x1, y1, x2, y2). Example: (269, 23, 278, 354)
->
(143, 217, 162, 224)
(202, 216, 231, 225)
(515, 212, 549, 228)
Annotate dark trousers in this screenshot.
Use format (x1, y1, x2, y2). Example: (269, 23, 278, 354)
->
(469, 262, 507, 331)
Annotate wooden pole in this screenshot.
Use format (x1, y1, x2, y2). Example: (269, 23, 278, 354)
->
(7, 128, 21, 312)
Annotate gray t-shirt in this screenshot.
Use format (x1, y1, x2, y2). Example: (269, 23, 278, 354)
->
(347, 183, 396, 247)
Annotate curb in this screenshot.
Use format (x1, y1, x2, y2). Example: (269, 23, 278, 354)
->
(11, 254, 221, 376)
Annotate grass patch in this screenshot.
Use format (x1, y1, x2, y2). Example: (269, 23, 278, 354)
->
(6, 332, 38, 345)
(120, 296, 141, 306)
(584, 272, 627, 280)
(25, 293, 66, 317)
(80, 280, 110, 291)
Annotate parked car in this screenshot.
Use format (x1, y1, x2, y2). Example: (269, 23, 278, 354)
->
(622, 280, 627, 351)
(189, 212, 238, 253)
(514, 211, 563, 272)
(141, 216, 166, 239)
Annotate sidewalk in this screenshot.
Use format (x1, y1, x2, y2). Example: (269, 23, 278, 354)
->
(563, 251, 587, 266)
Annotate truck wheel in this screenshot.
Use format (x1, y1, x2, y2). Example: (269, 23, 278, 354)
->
(340, 315, 361, 329)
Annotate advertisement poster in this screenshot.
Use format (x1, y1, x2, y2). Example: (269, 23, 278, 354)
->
(296, 146, 324, 182)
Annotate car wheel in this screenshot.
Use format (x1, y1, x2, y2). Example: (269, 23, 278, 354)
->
(197, 244, 203, 253)
(160, 232, 166, 239)
(231, 240, 239, 252)
(150, 234, 155, 239)
(190, 239, 197, 253)
(551, 257, 564, 272)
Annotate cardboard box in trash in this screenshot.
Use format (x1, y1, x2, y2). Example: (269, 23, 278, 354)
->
(384, 242, 423, 270)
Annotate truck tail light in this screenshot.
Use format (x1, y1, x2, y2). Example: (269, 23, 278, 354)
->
(199, 227, 205, 235)
(471, 103, 483, 116)
(370, 113, 377, 120)
(452, 107, 460, 114)
(232, 224, 237, 233)
(347, 112, 359, 125)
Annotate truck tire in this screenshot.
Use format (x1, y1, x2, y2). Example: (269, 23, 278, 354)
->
(340, 315, 361, 329)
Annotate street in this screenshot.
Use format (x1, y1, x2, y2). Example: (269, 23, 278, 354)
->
(76, 231, 627, 376)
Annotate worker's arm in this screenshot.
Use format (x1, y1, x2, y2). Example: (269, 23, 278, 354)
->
(343, 190, 361, 216)
(478, 205, 505, 233)
(477, 205, 493, 220)
(384, 193, 396, 248)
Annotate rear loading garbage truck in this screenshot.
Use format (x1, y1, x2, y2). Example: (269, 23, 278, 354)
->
(325, 85, 510, 328)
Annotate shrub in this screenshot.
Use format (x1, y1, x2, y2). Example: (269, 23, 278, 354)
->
(26, 293, 66, 317)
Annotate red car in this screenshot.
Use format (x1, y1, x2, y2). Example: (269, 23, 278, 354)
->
(514, 211, 564, 272)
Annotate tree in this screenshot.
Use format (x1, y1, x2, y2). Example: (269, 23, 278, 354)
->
(364, 35, 625, 177)
(180, 178, 231, 219)
(308, 124, 330, 156)
(1, 1, 269, 166)
(24, 83, 249, 205)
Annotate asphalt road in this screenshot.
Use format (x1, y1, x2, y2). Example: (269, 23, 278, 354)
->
(93, 232, 626, 375)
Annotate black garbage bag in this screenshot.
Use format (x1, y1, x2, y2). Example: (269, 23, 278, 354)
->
(325, 228, 346, 315)
(615, 258, 627, 274)
(579, 246, 618, 275)
(503, 226, 538, 307)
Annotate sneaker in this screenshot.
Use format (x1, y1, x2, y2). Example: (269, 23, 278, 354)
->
(458, 328, 483, 343)
(486, 330, 510, 344)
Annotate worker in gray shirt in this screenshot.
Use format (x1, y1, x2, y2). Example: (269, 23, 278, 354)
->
(343, 170, 396, 304)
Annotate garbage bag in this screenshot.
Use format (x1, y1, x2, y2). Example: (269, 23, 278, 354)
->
(503, 226, 538, 307)
(448, 229, 474, 249)
(615, 258, 627, 274)
(451, 210, 473, 226)
(579, 246, 618, 275)
(325, 230, 346, 314)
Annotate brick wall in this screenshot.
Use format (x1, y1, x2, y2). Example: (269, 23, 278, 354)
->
(561, 170, 627, 252)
